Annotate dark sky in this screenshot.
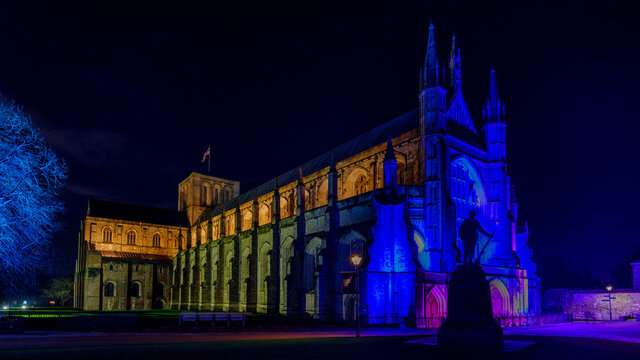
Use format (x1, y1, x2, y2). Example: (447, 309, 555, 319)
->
(1, 1, 638, 284)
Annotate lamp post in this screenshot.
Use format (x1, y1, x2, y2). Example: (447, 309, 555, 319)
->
(604, 285, 614, 321)
(351, 253, 362, 338)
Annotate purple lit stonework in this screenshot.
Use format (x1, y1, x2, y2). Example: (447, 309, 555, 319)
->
(74, 23, 540, 325)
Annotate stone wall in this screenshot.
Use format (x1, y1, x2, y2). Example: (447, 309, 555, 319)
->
(544, 289, 640, 320)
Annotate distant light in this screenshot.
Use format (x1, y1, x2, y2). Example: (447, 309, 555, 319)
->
(606, 285, 613, 291)
(49, 301, 56, 305)
(22, 300, 27, 305)
(2, 306, 7, 310)
(351, 253, 363, 267)
(21, 305, 26, 309)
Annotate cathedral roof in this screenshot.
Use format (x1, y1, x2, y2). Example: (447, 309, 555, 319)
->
(200, 108, 418, 220)
(87, 197, 188, 227)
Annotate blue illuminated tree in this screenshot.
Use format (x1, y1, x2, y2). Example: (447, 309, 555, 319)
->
(0, 95, 67, 293)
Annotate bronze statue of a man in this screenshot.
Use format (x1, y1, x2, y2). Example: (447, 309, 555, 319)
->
(459, 210, 491, 266)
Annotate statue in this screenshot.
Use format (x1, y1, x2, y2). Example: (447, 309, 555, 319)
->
(438, 209, 503, 348)
(459, 210, 492, 266)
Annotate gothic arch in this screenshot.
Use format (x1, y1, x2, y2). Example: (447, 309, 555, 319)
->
(345, 166, 369, 198)
(316, 178, 328, 206)
(450, 155, 487, 206)
(489, 278, 511, 317)
(102, 225, 114, 243)
(337, 230, 366, 273)
(280, 236, 295, 312)
(125, 229, 138, 245)
(242, 210, 253, 231)
(425, 285, 447, 317)
(343, 295, 357, 322)
(304, 237, 323, 291)
(258, 203, 270, 226)
(450, 156, 489, 252)
(280, 196, 289, 218)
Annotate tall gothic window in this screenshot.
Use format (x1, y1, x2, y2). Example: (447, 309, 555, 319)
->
(103, 228, 113, 243)
(214, 188, 220, 204)
(354, 175, 367, 196)
(152, 233, 161, 247)
(127, 231, 136, 245)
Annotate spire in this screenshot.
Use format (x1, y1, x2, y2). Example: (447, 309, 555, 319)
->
(383, 137, 397, 163)
(424, 21, 440, 87)
(449, 34, 461, 90)
(383, 137, 398, 188)
(489, 69, 499, 102)
(484, 69, 504, 122)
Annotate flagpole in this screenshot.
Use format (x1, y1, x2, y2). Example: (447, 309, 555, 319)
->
(208, 144, 211, 174)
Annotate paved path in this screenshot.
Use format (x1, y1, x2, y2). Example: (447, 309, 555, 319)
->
(0, 328, 435, 350)
(504, 321, 640, 344)
(1, 321, 640, 351)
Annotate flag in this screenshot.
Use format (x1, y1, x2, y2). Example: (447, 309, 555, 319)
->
(201, 146, 210, 163)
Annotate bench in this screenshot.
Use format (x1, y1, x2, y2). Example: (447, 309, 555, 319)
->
(228, 312, 246, 327)
(178, 312, 197, 327)
(214, 312, 230, 328)
(179, 312, 247, 328)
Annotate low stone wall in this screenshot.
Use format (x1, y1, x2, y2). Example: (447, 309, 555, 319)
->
(544, 289, 640, 320)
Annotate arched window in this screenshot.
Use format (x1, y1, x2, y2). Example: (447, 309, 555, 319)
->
(280, 197, 289, 218)
(105, 282, 115, 297)
(214, 188, 220, 204)
(131, 282, 141, 297)
(354, 175, 367, 196)
(103, 228, 113, 243)
(243, 211, 253, 231)
(152, 233, 161, 247)
(127, 231, 136, 245)
(258, 204, 270, 226)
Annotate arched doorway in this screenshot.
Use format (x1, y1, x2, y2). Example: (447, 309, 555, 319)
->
(423, 285, 446, 328)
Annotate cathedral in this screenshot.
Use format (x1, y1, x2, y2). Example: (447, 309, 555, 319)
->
(74, 23, 541, 325)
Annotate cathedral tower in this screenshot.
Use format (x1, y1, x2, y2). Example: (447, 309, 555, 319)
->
(178, 173, 240, 226)
(482, 70, 514, 261)
(420, 23, 451, 272)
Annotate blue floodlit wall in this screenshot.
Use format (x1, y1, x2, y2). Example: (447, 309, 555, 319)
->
(366, 200, 416, 324)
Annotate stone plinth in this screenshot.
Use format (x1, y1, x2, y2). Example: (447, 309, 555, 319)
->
(437, 265, 503, 347)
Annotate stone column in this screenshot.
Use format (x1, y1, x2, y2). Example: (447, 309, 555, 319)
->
(268, 180, 281, 314)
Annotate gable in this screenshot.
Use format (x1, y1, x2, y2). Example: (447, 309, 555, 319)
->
(446, 89, 477, 135)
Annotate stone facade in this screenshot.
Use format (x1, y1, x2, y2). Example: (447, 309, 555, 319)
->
(74, 22, 541, 322)
(74, 199, 187, 310)
(544, 289, 640, 320)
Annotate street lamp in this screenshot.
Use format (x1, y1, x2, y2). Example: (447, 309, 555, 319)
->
(351, 253, 363, 338)
(604, 285, 614, 321)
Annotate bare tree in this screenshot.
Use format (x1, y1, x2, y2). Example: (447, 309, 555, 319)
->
(0, 95, 67, 295)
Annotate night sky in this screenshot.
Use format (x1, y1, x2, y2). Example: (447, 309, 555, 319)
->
(1, 1, 638, 285)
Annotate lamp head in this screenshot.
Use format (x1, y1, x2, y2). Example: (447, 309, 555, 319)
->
(351, 253, 362, 267)
(606, 285, 613, 292)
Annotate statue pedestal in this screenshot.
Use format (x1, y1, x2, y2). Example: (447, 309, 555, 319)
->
(437, 264, 503, 347)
